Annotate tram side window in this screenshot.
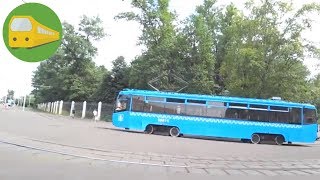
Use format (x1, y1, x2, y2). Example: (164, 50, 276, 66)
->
(132, 96, 145, 112)
(276, 111, 289, 123)
(270, 106, 288, 111)
(304, 109, 317, 124)
(269, 111, 289, 123)
(225, 108, 240, 119)
(208, 101, 225, 107)
(229, 103, 247, 109)
(207, 106, 227, 118)
(164, 103, 185, 115)
(167, 98, 185, 103)
(146, 96, 165, 102)
(187, 99, 206, 104)
(145, 101, 165, 113)
(289, 108, 301, 124)
(238, 109, 250, 120)
(250, 104, 268, 110)
(248, 110, 269, 122)
(186, 104, 207, 117)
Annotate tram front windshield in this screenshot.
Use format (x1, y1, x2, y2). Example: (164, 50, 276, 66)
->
(114, 95, 130, 112)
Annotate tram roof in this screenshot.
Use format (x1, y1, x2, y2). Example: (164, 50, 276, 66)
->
(119, 89, 316, 109)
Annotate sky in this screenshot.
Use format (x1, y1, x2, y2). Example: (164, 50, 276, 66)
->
(0, 0, 319, 98)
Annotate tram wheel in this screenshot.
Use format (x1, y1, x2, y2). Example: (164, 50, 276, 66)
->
(274, 135, 284, 145)
(145, 125, 154, 134)
(169, 127, 180, 137)
(251, 133, 261, 144)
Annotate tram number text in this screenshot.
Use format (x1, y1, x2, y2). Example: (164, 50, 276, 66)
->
(158, 118, 169, 123)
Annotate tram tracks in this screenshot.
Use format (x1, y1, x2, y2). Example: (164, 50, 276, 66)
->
(1, 133, 320, 172)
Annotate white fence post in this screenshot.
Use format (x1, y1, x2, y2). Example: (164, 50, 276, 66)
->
(52, 102, 55, 113)
(53, 102, 56, 114)
(82, 101, 87, 119)
(70, 101, 75, 116)
(59, 100, 63, 115)
(47, 102, 51, 112)
(56, 101, 60, 114)
(22, 95, 26, 111)
(56, 101, 58, 114)
(97, 101, 102, 120)
(53, 101, 57, 114)
(55, 101, 59, 114)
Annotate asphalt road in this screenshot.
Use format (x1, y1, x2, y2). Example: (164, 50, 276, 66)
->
(1, 105, 320, 179)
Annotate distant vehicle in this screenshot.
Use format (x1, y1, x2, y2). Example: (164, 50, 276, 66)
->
(112, 89, 318, 145)
(6, 99, 15, 107)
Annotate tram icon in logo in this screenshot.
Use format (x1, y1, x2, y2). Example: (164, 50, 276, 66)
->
(3, 2, 62, 62)
(8, 16, 60, 48)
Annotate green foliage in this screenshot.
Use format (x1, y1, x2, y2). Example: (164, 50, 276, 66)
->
(219, 0, 320, 101)
(92, 56, 130, 103)
(177, 0, 222, 94)
(116, 0, 184, 91)
(32, 16, 107, 103)
(308, 74, 320, 112)
(79, 15, 107, 41)
(121, 0, 320, 104)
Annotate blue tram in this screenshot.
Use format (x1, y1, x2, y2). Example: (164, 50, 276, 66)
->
(112, 89, 318, 145)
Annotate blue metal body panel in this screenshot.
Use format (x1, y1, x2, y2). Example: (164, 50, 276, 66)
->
(112, 89, 318, 143)
(113, 112, 318, 143)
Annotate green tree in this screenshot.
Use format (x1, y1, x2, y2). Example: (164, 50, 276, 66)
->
(178, 0, 224, 94)
(32, 16, 107, 102)
(117, 0, 320, 101)
(308, 74, 320, 114)
(7, 90, 14, 100)
(93, 56, 130, 103)
(220, 0, 320, 101)
(116, 0, 183, 91)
